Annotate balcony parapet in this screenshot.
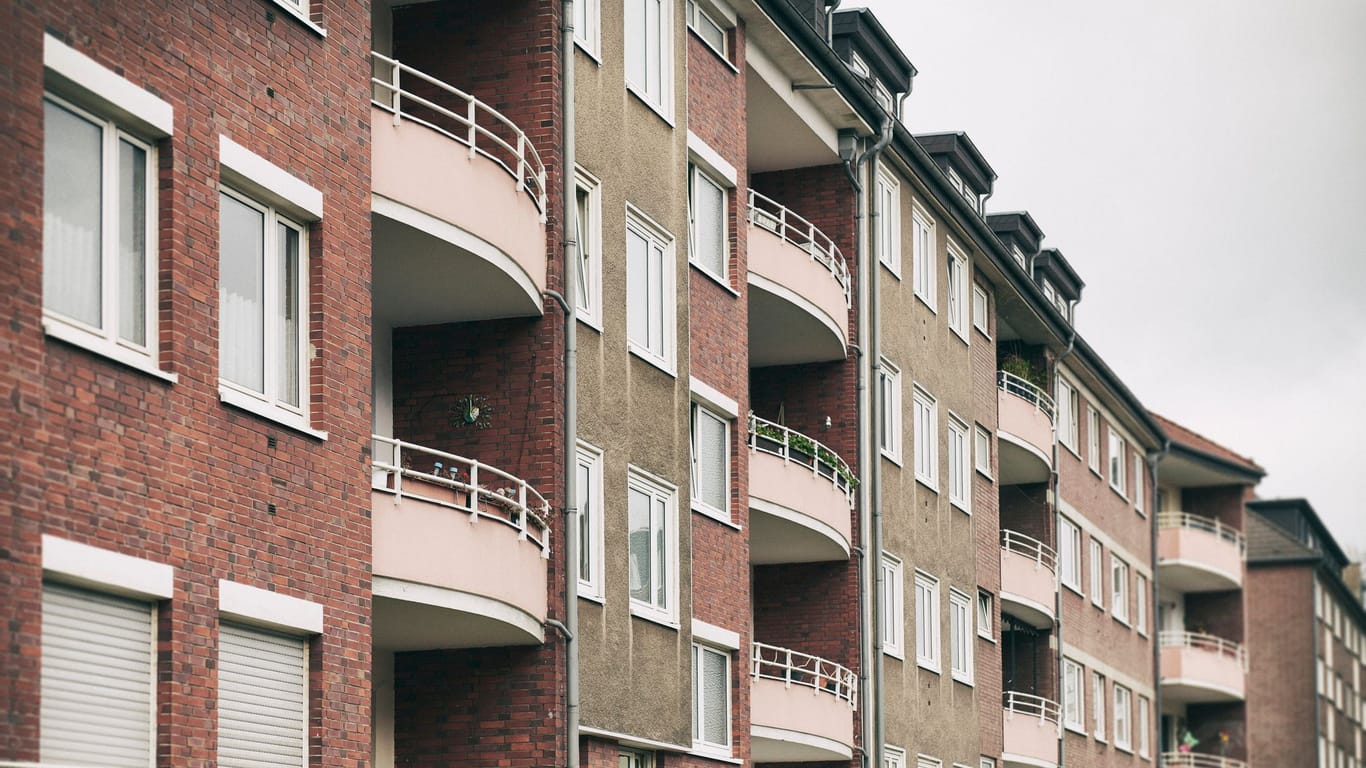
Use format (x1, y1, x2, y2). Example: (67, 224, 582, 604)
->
(996, 370, 1054, 485)
(1004, 691, 1061, 726)
(749, 415, 857, 506)
(1157, 511, 1245, 592)
(751, 642, 858, 708)
(747, 415, 855, 564)
(1161, 753, 1247, 768)
(1002, 530, 1057, 572)
(751, 642, 857, 762)
(1160, 630, 1247, 703)
(1159, 512, 1245, 551)
(747, 190, 850, 307)
(1160, 631, 1246, 670)
(1002, 691, 1060, 768)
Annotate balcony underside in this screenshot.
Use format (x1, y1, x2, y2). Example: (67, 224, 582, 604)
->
(1161, 646, 1245, 703)
(749, 448, 852, 564)
(372, 577, 543, 651)
(1157, 559, 1242, 593)
(1158, 526, 1243, 592)
(747, 274, 847, 367)
(997, 432, 1052, 485)
(1160, 678, 1245, 705)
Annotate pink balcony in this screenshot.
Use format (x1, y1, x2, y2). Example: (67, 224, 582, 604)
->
(1002, 691, 1059, 768)
(1160, 631, 1247, 703)
(748, 415, 855, 564)
(996, 371, 1053, 485)
(370, 52, 547, 327)
(747, 191, 851, 367)
(370, 436, 549, 651)
(1158, 512, 1244, 592)
(1161, 753, 1247, 768)
(750, 642, 857, 762)
(1000, 530, 1057, 629)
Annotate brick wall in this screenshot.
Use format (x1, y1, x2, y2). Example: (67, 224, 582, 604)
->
(972, 272, 1003, 759)
(1246, 564, 1315, 767)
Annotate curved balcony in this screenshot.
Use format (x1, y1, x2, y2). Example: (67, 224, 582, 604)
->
(1002, 691, 1059, 768)
(1000, 530, 1057, 629)
(747, 191, 851, 367)
(370, 53, 547, 327)
(370, 436, 550, 651)
(1161, 754, 1247, 768)
(997, 371, 1054, 485)
(1158, 512, 1244, 592)
(748, 415, 855, 564)
(1160, 631, 1247, 703)
(750, 642, 857, 762)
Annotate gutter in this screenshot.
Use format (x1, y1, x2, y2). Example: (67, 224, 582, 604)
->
(1146, 439, 1171, 767)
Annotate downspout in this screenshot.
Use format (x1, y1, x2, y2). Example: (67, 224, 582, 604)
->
(1052, 332, 1076, 768)
(560, 4, 581, 768)
(1146, 439, 1170, 766)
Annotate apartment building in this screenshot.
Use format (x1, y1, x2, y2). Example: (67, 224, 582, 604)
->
(1245, 499, 1366, 768)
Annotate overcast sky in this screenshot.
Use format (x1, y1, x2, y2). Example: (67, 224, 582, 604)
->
(853, 0, 1366, 554)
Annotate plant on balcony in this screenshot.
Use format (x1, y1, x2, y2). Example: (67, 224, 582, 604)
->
(1001, 353, 1047, 391)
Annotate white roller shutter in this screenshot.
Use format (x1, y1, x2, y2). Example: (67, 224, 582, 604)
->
(41, 583, 155, 768)
(218, 623, 308, 768)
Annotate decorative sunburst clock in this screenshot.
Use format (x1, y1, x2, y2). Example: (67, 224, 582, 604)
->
(452, 394, 493, 430)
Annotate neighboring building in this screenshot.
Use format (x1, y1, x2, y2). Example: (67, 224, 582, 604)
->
(1246, 499, 1366, 768)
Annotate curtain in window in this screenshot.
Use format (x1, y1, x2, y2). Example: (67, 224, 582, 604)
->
(220, 194, 265, 392)
(700, 648, 728, 744)
(694, 409, 726, 512)
(628, 486, 651, 603)
(43, 101, 103, 328)
(277, 223, 300, 407)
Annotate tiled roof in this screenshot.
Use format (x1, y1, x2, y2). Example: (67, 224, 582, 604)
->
(1150, 412, 1264, 475)
(1246, 511, 1318, 563)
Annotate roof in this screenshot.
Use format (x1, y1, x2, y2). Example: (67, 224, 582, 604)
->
(1150, 412, 1265, 475)
(1247, 497, 1350, 570)
(1246, 510, 1319, 564)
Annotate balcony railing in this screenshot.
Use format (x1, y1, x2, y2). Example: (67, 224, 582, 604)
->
(1160, 630, 1247, 670)
(749, 414, 856, 505)
(1001, 530, 1058, 572)
(1161, 753, 1248, 768)
(751, 642, 857, 708)
(747, 190, 851, 306)
(370, 51, 548, 220)
(997, 370, 1054, 423)
(371, 435, 551, 557)
(1158, 511, 1246, 552)
(1003, 691, 1060, 726)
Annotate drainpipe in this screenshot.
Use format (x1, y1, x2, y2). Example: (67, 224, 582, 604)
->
(560, 3, 580, 768)
(1052, 332, 1076, 768)
(1146, 439, 1170, 766)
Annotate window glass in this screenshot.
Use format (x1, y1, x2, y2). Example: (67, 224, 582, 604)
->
(881, 555, 905, 657)
(692, 644, 730, 752)
(689, 166, 726, 278)
(691, 404, 728, 517)
(913, 387, 937, 488)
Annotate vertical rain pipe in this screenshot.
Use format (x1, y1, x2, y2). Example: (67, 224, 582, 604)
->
(1052, 332, 1076, 767)
(1146, 440, 1170, 766)
(561, 3, 580, 768)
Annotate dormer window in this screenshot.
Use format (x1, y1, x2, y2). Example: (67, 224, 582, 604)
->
(850, 51, 894, 113)
(1010, 245, 1026, 270)
(946, 167, 978, 213)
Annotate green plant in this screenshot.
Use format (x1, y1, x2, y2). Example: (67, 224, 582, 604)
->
(1001, 353, 1046, 390)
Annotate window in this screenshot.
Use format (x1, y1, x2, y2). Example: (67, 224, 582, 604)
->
(1138, 695, 1151, 758)
(949, 589, 974, 684)
(876, 169, 901, 274)
(688, 164, 727, 280)
(972, 284, 990, 336)
(912, 206, 936, 309)
(574, 168, 603, 327)
(1059, 517, 1082, 591)
(879, 359, 902, 463)
(687, 0, 727, 58)
(576, 443, 605, 600)
(977, 591, 993, 639)
(219, 188, 310, 427)
(1089, 538, 1104, 608)
(915, 570, 941, 672)
(619, 749, 653, 768)
(947, 243, 969, 340)
(917, 757, 943, 768)
(881, 554, 905, 658)
(1056, 378, 1079, 450)
(625, 0, 673, 116)
(1135, 573, 1148, 634)
(626, 208, 675, 371)
(884, 745, 907, 768)
(692, 644, 731, 755)
(1086, 407, 1101, 473)
(980, 760, 996, 768)
(913, 386, 938, 490)
(1010, 244, 1026, 269)
(1133, 451, 1145, 514)
(1111, 556, 1129, 623)
(974, 425, 992, 477)
(690, 403, 729, 521)
(1108, 427, 1127, 495)
(1062, 658, 1084, 730)
(574, 0, 601, 56)
(218, 623, 308, 768)
(628, 468, 678, 624)
(1113, 685, 1133, 751)
(947, 416, 970, 512)
(41, 584, 156, 765)
(1092, 672, 1106, 740)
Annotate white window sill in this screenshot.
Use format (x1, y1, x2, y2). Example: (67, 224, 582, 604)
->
(916, 659, 942, 675)
(1115, 743, 1134, 755)
(951, 500, 971, 515)
(951, 326, 970, 346)
(576, 311, 604, 334)
(577, 584, 605, 605)
(1113, 614, 1131, 628)
(44, 317, 178, 384)
(883, 647, 905, 661)
(973, 324, 991, 340)
(690, 744, 736, 763)
(1092, 599, 1105, 610)
(1094, 734, 1107, 744)
(629, 603, 679, 631)
(688, 27, 738, 74)
(690, 262, 740, 297)
(574, 38, 602, 65)
(1062, 581, 1084, 598)
(881, 448, 903, 467)
(625, 84, 675, 128)
(951, 672, 974, 687)
(628, 344, 677, 378)
(1109, 486, 1129, 502)
(692, 503, 742, 531)
(915, 475, 939, 495)
(914, 292, 937, 314)
(879, 259, 901, 279)
(1061, 441, 1081, 460)
(978, 633, 996, 644)
(1064, 722, 1087, 736)
(1089, 465, 1103, 478)
(220, 386, 327, 440)
(266, 0, 327, 37)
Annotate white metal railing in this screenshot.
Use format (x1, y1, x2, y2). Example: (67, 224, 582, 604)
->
(1001, 529, 1058, 573)
(371, 435, 551, 557)
(370, 51, 548, 221)
(751, 641, 858, 708)
(997, 370, 1055, 423)
(1158, 511, 1246, 552)
(1160, 630, 1248, 671)
(747, 189, 852, 307)
(748, 414, 856, 505)
(1160, 753, 1248, 768)
(1003, 691, 1060, 725)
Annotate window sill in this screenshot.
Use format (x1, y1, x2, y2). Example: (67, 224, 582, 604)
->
(692, 503, 741, 531)
(883, 647, 905, 661)
(973, 323, 991, 341)
(975, 465, 994, 481)
(915, 475, 940, 495)
(951, 500, 971, 516)
(574, 38, 602, 65)
(220, 386, 328, 440)
(626, 84, 675, 128)
(44, 317, 178, 384)
(1089, 465, 1104, 479)
(577, 585, 605, 605)
(688, 28, 739, 74)
(629, 603, 680, 631)
(690, 744, 737, 763)
(914, 292, 937, 314)
(1061, 441, 1081, 460)
(1109, 485, 1129, 502)
(1094, 734, 1107, 744)
(1062, 581, 1084, 598)
(916, 659, 942, 675)
(265, 0, 327, 37)
(977, 633, 996, 645)
(576, 311, 604, 334)
(951, 326, 970, 346)
(1112, 614, 1131, 629)
(952, 672, 974, 687)
(1114, 744, 1134, 756)
(881, 449, 903, 467)
(1064, 722, 1087, 736)
(1092, 599, 1105, 610)
(690, 261, 740, 297)
(628, 344, 677, 378)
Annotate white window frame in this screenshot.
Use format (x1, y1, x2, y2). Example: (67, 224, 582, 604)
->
(917, 757, 943, 768)
(1086, 407, 1101, 474)
(911, 204, 936, 310)
(1089, 538, 1104, 608)
(980, 760, 996, 768)
(619, 748, 653, 768)
(574, 0, 602, 58)
(690, 402, 731, 523)
(946, 241, 969, 341)
(1138, 695, 1151, 758)
(576, 442, 605, 601)
(914, 570, 942, 673)
(1056, 377, 1079, 451)
(1062, 657, 1085, 732)
(881, 554, 905, 659)
(1111, 555, 1130, 624)
(913, 385, 938, 491)
(876, 168, 901, 275)
(974, 425, 992, 478)
(1133, 450, 1145, 514)
(1092, 672, 1107, 741)
(884, 745, 907, 768)
(947, 415, 970, 513)
(688, 163, 728, 282)
(1135, 573, 1148, 635)
(1108, 427, 1127, 497)
(971, 284, 990, 337)
(625, 205, 677, 373)
(976, 590, 993, 640)
(1059, 517, 1083, 593)
(691, 642, 732, 756)
(879, 358, 903, 464)
(1113, 684, 1133, 752)
(949, 588, 974, 685)
(625, 0, 675, 120)
(574, 167, 603, 329)
(627, 467, 679, 626)
(686, 0, 729, 60)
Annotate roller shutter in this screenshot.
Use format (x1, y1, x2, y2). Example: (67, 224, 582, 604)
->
(218, 623, 308, 768)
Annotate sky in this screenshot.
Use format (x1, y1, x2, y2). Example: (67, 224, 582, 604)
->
(853, 0, 1366, 554)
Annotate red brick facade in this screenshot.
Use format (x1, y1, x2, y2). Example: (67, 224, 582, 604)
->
(1246, 565, 1315, 767)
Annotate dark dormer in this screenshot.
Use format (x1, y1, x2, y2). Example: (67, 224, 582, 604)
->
(780, 0, 841, 42)
(831, 9, 915, 115)
(1033, 248, 1084, 324)
(1248, 498, 1351, 577)
(986, 212, 1044, 273)
(914, 132, 997, 214)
